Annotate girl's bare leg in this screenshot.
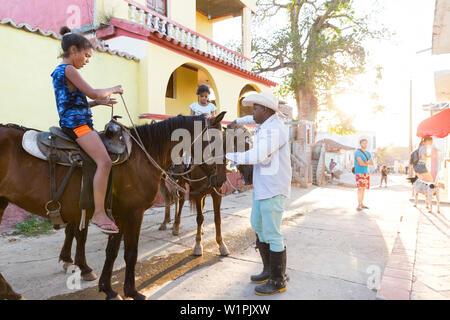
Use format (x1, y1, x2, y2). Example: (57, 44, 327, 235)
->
(76, 131, 117, 232)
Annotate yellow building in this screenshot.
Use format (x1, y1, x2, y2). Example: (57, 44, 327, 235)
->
(0, 0, 276, 130)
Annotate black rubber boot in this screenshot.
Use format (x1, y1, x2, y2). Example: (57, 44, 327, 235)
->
(255, 248, 287, 296)
(250, 236, 270, 284)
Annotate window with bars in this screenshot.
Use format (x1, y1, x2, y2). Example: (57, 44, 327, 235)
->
(147, 0, 167, 16)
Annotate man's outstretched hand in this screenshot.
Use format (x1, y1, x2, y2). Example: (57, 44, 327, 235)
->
(227, 120, 238, 129)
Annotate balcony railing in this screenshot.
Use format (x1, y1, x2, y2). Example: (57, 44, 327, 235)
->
(125, 0, 250, 70)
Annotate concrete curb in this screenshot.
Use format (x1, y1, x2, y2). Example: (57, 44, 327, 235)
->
(376, 207, 420, 300)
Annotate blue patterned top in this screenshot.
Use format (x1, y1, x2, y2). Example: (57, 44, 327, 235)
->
(51, 64, 93, 128)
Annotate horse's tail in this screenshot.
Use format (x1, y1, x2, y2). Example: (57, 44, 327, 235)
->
(189, 197, 196, 212)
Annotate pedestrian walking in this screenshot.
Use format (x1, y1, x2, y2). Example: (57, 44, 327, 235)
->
(329, 158, 337, 180)
(354, 139, 374, 211)
(411, 137, 434, 183)
(226, 92, 291, 296)
(380, 165, 388, 187)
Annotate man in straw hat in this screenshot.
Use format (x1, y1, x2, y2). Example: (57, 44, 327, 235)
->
(226, 92, 292, 295)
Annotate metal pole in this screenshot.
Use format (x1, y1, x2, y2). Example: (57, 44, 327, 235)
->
(409, 78, 414, 177)
(409, 79, 413, 154)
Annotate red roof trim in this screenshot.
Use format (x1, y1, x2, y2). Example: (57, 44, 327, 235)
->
(98, 18, 277, 87)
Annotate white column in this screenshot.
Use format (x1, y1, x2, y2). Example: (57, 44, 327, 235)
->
(146, 13, 153, 26)
(139, 9, 145, 24)
(174, 26, 180, 41)
(242, 6, 252, 67)
(153, 16, 160, 32)
(167, 23, 174, 38)
(129, 5, 137, 22)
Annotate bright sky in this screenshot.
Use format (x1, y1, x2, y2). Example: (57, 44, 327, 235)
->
(213, 0, 450, 148)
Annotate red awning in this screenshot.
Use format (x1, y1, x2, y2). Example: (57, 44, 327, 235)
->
(416, 108, 450, 138)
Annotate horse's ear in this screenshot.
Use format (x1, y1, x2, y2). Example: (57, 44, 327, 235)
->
(212, 111, 226, 126)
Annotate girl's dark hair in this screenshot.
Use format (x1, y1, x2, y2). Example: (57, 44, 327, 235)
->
(59, 26, 93, 58)
(419, 136, 433, 146)
(196, 84, 210, 95)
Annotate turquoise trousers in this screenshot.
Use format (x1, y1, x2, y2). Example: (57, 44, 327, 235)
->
(250, 194, 287, 252)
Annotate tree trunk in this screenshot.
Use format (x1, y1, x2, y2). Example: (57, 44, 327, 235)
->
(296, 87, 318, 122)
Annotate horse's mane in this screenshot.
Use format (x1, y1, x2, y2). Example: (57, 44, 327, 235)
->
(130, 114, 206, 157)
(0, 123, 36, 131)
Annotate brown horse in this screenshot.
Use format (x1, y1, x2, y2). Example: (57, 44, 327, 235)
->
(0, 112, 226, 300)
(158, 126, 253, 256)
(56, 124, 253, 286)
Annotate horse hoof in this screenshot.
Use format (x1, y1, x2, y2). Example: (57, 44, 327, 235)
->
(219, 243, 230, 256)
(193, 244, 203, 256)
(81, 271, 98, 281)
(126, 293, 147, 300)
(61, 261, 74, 272)
(159, 225, 167, 231)
(172, 229, 179, 236)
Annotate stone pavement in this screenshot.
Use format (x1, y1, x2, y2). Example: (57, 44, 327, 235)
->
(142, 177, 410, 300)
(1, 175, 447, 300)
(376, 186, 450, 300)
(411, 206, 450, 299)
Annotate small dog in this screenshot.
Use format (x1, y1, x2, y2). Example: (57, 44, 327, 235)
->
(407, 176, 441, 213)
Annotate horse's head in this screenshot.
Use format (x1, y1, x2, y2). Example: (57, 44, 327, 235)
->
(196, 111, 227, 188)
(224, 125, 254, 186)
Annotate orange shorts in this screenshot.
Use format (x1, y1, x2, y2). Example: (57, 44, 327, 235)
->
(61, 124, 94, 141)
(73, 124, 93, 138)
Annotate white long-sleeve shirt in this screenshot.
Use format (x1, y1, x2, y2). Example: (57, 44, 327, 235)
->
(225, 115, 292, 200)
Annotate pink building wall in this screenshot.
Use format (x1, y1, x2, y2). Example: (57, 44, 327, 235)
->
(0, 0, 94, 33)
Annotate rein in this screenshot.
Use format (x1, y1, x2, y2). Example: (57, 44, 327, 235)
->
(118, 94, 187, 194)
(118, 94, 243, 198)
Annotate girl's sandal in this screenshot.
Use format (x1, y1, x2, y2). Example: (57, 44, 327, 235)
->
(92, 222, 119, 234)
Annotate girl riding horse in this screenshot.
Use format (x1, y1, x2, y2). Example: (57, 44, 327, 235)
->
(52, 26, 123, 233)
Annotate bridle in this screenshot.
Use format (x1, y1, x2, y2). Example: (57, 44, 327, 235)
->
(170, 116, 227, 187)
(118, 93, 241, 197)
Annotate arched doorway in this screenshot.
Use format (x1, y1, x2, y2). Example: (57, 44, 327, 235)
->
(165, 63, 219, 116)
(237, 84, 261, 117)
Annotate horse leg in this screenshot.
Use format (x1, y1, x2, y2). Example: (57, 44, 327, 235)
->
(211, 192, 230, 256)
(59, 222, 75, 272)
(172, 195, 185, 236)
(0, 198, 24, 299)
(99, 232, 123, 300)
(73, 225, 97, 281)
(0, 272, 23, 300)
(193, 196, 205, 256)
(123, 213, 146, 300)
(159, 181, 172, 231)
(0, 197, 8, 225)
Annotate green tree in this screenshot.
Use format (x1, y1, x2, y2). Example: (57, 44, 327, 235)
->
(252, 0, 386, 128)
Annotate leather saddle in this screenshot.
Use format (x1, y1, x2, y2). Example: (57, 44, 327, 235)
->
(23, 117, 132, 167)
(21, 117, 133, 228)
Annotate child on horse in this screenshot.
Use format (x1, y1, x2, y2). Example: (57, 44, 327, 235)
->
(189, 84, 216, 117)
(50, 26, 123, 234)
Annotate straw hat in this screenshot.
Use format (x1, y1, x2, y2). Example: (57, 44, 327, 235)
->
(242, 92, 279, 113)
